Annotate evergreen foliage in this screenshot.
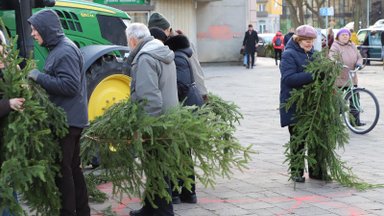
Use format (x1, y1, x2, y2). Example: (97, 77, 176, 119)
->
(81, 94, 252, 206)
(0, 37, 68, 215)
(284, 51, 381, 189)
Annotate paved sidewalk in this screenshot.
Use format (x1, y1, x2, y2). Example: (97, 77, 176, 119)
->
(90, 58, 384, 216)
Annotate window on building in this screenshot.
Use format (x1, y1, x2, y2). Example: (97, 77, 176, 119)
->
(259, 21, 266, 33)
(258, 4, 265, 12)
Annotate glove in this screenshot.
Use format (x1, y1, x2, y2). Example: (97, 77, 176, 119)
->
(28, 69, 41, 81)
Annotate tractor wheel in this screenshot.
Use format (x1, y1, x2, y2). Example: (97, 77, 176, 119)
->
(86, 54, 131, 121)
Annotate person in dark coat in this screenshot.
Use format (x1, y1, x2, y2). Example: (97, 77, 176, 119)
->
(381, 31, 384, 59)
(164, 34, 202, 205)
(27, 9, 90, 216)
(279, 25, 326, 183)
(0, 41, 25, 216)
(242, 24, 259, 69)
(284, 28, 295, 47)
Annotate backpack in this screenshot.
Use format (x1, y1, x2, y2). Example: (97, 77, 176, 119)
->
(275, 37, 282, 46)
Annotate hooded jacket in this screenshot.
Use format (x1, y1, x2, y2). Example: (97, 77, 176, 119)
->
(130, 37, 178, 116)
(329, 40, 363, 87)
(272, 32, 284, 50)
(279, 38, 315, 127)
(28, 10, 88, 128)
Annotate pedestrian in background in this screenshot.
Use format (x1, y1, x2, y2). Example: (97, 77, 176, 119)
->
(126, 23, 178, 216)
(279, 24, 327, 183)
(242, 24, 259, 69)
(350, 29, 359, 45)
(27, 9, 90, 216)
(284, 28, 295, 47)
(381, 31, 384, 60)
(0, 39, 25, 216)
(272, 31, 284, 65)
(329, 28, 364, 126)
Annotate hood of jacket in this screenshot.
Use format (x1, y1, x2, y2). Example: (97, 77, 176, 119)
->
(276, 32, 283, 36)
(165, 35, 193, 58)
(285, 37, 315, 56)
(28, 9, 64, 48)
(133, 37, 174, 64)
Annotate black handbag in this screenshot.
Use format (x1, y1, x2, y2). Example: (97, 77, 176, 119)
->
(176, 52, 204, 107)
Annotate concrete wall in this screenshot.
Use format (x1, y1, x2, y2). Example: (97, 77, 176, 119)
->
(152, 0, 197, 45)
(196, 0, 247, 62)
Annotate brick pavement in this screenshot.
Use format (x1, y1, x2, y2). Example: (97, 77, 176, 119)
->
(90, 58, 384, 216)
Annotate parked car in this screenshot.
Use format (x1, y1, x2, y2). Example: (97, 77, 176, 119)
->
(257, 33, 275, 57)
(357, 28, 384, 61)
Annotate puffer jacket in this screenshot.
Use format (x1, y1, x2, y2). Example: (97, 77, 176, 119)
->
(329, 40, 363, 87)
(28, 10, 88, 128)
(279, 39, 315, 127)
(130, 37, 178, 116)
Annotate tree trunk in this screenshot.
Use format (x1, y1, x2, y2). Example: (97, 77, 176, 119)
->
(353, 0, 362, 31)
(286, 0, 305, 27)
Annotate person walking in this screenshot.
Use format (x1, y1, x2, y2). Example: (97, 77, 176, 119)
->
(329, 28, 364, 126)
(27, 9, 90, 216)
(126, 23, 178, 216)
(279, 25, 327, 183)
(272, 31, 284, 65)
(242, 24, 259, 69)
(0, 40, 25, 216)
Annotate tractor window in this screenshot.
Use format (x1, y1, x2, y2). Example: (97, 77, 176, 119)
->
(54, 9, 83, 32)
(97, 15, 127, 46)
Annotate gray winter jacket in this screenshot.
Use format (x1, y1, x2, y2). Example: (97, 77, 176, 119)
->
(130, 37, 178, 116)
(28, 10, 88, 128)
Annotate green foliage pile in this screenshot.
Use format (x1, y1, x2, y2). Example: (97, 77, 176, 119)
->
(81, 94, 252, 206)
(284, 51, 379, 189)
(0, 38, 68, 215)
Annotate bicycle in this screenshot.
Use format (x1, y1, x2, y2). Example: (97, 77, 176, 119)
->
(340, 65, 380, 134)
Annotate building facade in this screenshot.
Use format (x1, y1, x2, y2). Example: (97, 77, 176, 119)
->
(254, 0, 282, 33)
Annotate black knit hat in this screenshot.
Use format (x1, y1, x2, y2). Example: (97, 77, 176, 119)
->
(148, 12, 170, 30)
(150, 27, 168, 43)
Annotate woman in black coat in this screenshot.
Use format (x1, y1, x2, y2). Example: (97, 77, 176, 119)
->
(165, 34, 202, 204)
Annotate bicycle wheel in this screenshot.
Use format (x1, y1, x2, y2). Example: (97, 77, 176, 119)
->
(343, 88, 380, 134)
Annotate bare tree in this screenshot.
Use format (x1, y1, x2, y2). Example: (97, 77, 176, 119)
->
(305, 0, 326, 28)
(353, 0, 363, 31)
(285, 0, 306, 27)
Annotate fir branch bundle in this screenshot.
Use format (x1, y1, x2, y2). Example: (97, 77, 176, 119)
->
(0, 37, 68, 215)
(284, 51, 378, 189)
(81, 95, 252, 205)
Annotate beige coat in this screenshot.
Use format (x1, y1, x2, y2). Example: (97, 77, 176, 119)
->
(329, 40, 363, 87)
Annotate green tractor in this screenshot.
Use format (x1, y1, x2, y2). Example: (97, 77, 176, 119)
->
(0, 0, 132, 121)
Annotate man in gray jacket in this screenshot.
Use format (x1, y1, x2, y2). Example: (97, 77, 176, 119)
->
(126, 23, 178, 216)
(28, 9, 90, 216)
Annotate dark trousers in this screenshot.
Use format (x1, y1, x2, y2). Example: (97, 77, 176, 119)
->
(274, 49, 282, 64)
(57, 127, 90, 216)
(142, 177, 174, 216)
(288, 125, 325, 179)
(171, 152, 195, 199)
(288, 125, 304, 177)
(246, 51, 255, 67)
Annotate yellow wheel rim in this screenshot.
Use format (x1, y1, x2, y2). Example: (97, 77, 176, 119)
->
(88, 74, 131, 121)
